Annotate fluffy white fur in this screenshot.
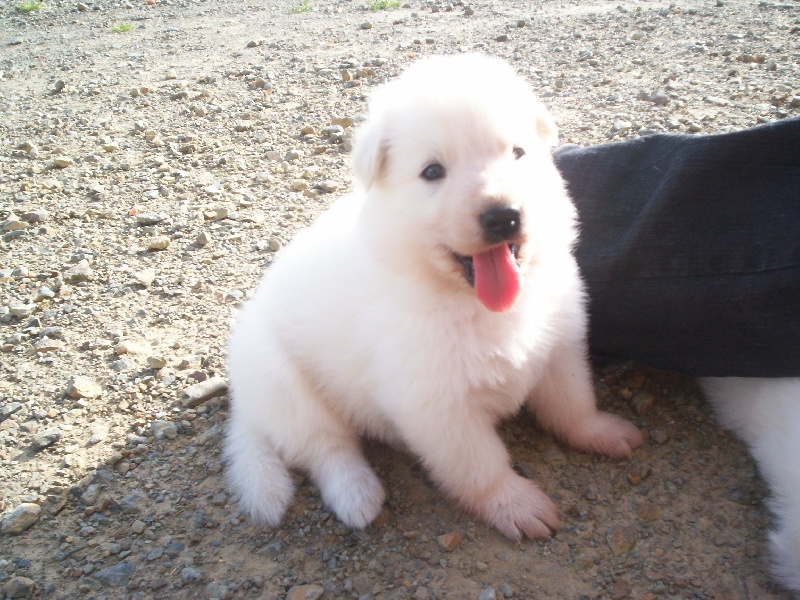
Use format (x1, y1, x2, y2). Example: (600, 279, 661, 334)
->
(225, 54, 642, 541)
(701, 377, 800, 593)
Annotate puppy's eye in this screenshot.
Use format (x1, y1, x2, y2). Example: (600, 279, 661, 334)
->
(513, 147, 526, 160)
(421, 163, 446, 181)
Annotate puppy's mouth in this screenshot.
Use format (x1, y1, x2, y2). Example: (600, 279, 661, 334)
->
(452, 243, 521, 313)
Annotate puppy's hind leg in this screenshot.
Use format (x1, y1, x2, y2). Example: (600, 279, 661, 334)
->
(701, 377, 800, 594)
(227, 356, 385, 530)
(528, 340, 643, 458)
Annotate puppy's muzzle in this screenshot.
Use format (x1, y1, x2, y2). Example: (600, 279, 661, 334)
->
(480, 206, 521, 244)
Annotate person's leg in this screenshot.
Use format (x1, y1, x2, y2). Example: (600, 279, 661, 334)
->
(553, 117, 800, 377)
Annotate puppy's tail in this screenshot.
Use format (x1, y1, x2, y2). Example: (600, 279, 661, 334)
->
(224, 420, 294, 527)
(700, 377, 800, 593)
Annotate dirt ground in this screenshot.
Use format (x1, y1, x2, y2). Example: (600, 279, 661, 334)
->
(1, 0, 799, 598)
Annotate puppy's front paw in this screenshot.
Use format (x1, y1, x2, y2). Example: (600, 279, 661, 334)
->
(475, 474, 560, 541)
(567, 412, 643, 459)
(319, 462, 386, 530)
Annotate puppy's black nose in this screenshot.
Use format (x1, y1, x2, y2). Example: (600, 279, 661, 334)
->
(480, 206, 521, 243)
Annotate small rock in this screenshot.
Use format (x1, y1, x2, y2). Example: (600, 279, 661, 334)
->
(359, 22, 373, 30)
(636, 502, 661, 522)
(286, 584, 324, 600)
(31, 427, 62, 450)
(63, 260, 93, 283)
(606, 525, 636, 556)
(135, 212, 165, 226)
(35, 336, 63, 353)
(181, 377, 228, 407)
(498, 583, 514, 598)
(315, 180, 339, 193)
(479, 590, 497, 600)
(9, 302, 36, 319)
(93, 561, 134, 587)
(120, 492, 146, 513)
(148, 236, 171, 251)
(1, 503, 42, 535)
(53, 156, 75, 168)
(2, 215, 27, 232)
(612, 119, 632, 132)
(132, 268, 156, 287)
(180, 567, 203, 583)
(151, 420, 178, 440)
(626, 463, 652, 485)
(3, 576, 36, 599)
(20, 210, 48, 224)
(67, 376, 102, 398)
(147, 355, 168, 369)
(650, 429, 670, 444)
(437, 531, 461, 552)
(130, 520, 146, 534)
(195, 231, 212, 246)
(631, 391, 654, 415)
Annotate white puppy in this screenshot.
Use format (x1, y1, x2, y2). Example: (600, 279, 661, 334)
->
(701, 378, 800, 593)
(225, 54, 643, 541)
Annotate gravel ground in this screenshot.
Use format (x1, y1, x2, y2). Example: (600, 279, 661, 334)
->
(1, 0, 799, 598)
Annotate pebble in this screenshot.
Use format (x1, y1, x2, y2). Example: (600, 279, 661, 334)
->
(437, 531, 461, 551)
(132, 268, 156, 287)
(606, 525, 637, 556)
(479, 589, 497, 600)
(286, 584, 324, 600)
(63, 260, 93, 283)
(147, 355, 168, 369)
(612, 119, 633, 132)
(20, 210, 48, 224)
(148, 236, 171, 251)
(498, 583, 514, 598)
(3, 576, 36, 599)
(136, 213, 166, 226)
(315, 180, 339, 193)
(181, 377, 228, 407)
(637, 502, 661, 522)
(1, 503, 42, 535)
(53, 156, 75, 168)
(67, 375, 103, 399)
(93, 561, 134, 587)
(650, 429, 670, 444)
(195, 231, 212, 246)
(130, 519, 146, 534)
(9, 302, 36, 319)
(31, 427, 62, 449)
(2, 215, 27, 232)
(150, 420, 178, 440)
(180, 566, 203, 582)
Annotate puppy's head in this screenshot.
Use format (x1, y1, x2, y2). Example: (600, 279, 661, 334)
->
(352, 54, 575, 313)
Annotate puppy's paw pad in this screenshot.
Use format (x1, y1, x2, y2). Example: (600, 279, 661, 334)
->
(479, 475, 559, 541)
(322, 465, 386, 530)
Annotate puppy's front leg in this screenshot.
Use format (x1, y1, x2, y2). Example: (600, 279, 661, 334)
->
(529, 340, 643, 458)
(390, 402, 559, 541)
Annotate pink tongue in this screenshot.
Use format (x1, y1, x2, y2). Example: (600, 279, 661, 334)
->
(472, 244, 521, 312)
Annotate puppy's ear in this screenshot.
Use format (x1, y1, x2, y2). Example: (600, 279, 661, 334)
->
(534, 107, 559, 147)
(351, 117, 389, 189)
